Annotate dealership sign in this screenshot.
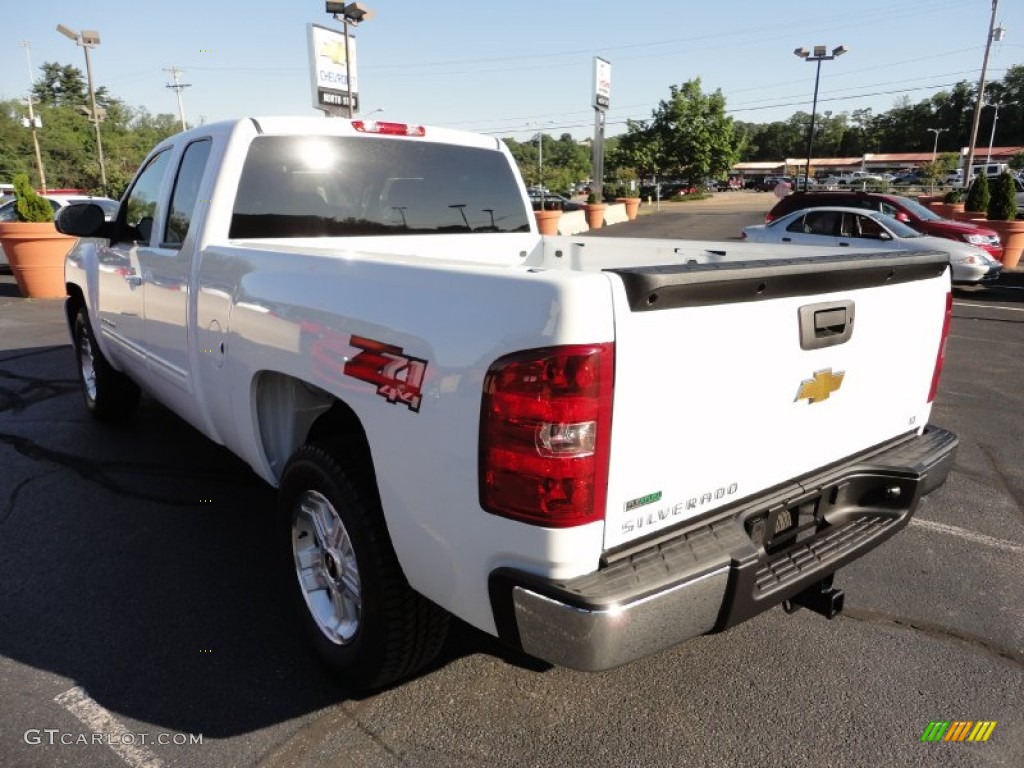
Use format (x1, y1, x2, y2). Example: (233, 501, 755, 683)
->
(593, 57, 611, 110)
(308, 23, 359, 115)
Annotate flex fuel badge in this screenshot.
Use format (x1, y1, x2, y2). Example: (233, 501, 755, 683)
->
(624, 491, 662, 511)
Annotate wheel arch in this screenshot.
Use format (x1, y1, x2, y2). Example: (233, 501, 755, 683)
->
(252, 371, 373, 485)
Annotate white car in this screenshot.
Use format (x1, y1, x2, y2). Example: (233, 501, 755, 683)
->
(742, 206, 1002, 284)
(0, 194, 120, 269)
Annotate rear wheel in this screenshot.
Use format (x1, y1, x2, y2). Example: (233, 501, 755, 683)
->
(279, 441, 449, 690)
(72, 305, 140, 421)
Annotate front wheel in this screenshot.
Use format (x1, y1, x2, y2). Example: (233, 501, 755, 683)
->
(279, 442, 449, 690)
(72, 305, 140, 421)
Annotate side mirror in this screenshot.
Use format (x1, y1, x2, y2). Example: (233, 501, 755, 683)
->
(895, 212, 910, 223)
(55, 203, 113, 238)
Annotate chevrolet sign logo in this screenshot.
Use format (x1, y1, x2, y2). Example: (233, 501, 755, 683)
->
(320, 40, 348, 65)
(796, 369, 845, 404)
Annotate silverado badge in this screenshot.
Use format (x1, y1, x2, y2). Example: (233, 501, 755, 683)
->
(796, 368, 845, 404)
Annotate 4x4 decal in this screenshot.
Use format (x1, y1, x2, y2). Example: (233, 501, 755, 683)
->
(344, 335, 428, 412)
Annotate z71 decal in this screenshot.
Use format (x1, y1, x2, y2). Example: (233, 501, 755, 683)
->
(344, 335, 428, 412)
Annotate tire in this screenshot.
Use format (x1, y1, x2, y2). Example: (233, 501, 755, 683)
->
(72, 305, 141, 421)
(279, 441, 449, 690)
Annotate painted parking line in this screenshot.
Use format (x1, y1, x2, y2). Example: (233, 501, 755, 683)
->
(953, 301, 1024, 312)
(54, 686, 164, 768)
(910, 518, 1024, 556)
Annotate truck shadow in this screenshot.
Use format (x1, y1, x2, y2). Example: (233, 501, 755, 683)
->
(0, 344, 543, 739)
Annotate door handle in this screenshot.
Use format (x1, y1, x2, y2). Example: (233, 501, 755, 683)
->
(124, 274, 143, 287)
(838, 242, 849, 247)
(782, 237, 792, 242)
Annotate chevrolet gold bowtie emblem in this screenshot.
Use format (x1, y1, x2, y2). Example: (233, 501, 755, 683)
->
(796, 368, 845, 404)
(320, 40, 348, 65)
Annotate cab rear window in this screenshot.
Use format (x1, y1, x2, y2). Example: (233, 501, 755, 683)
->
(230, 135, 530, 238)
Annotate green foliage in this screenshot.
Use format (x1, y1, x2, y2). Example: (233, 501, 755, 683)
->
(12, 173, 53, 222)
(1, 64, 180, 196)
(964, 173, 989, 212)
(1009, 151, 1024, 172)
(919, 153, 960, 184)
(504, 133, 590, 195)
(987, 172, 1017, 221)
(943, 188, 963, 203)
(620, 79, 739, 181)
(586, 192, 598, 204)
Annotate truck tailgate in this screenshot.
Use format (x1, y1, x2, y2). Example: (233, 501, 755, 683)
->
(602, 252, 951, 551)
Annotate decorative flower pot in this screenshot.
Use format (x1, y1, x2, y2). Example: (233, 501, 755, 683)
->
(533, 209, 562, 235)
(956, 208, 983, 222)
(584, 203, 607, 230)
(984, 219, 1024, 269)
(0, 222, 75, 299)
(615, 197, 642, 220)
(929, 202, 953, 219)
(917, 194, 943, 207)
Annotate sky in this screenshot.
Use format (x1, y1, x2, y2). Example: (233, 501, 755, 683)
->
(1, 0, 1019, 142)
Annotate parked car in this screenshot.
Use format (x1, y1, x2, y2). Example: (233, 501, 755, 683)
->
(0, 194, 119, 269)
(765, 191, 1003, 260)
(743, 206, 1002, 285)
(527, 191, 584, 212)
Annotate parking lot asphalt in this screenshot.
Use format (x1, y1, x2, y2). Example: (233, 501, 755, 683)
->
(1, 199, 1022, 767)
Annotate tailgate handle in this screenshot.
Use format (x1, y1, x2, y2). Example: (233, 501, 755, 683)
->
(799, 300, 854, 350)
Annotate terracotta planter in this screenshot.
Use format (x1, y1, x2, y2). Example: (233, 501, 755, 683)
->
(584, 203, 607, 230)
(958, 208, 984, 222)
(616, 197, 642, 220)
(0, 222, 74, 298)
(534, 209, 562, 236)
(984, 219, 1024, 269)
(929, 202, 953, 219)
(917, 194, 943, 207)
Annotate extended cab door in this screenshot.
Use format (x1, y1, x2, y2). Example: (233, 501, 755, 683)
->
(96, 149, 173, 374)
(139, 137, 213, 399)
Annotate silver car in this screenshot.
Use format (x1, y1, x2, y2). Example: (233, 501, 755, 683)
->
(742, 206, 1002, 285)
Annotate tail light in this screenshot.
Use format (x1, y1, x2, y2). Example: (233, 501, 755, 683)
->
(927, 291, 953, 403)
(764, 213, 775, 223)
(479, 344, 614, 527)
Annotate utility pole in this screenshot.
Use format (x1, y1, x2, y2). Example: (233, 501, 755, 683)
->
(20, 40, 47, 193)
(164, 66, 191, 131)
(962, 0, 1001, 189)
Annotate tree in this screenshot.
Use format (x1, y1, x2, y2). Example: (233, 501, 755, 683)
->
(964, 173, 989, 213)
(32, 63, 88, 107)
(625, 79, 740, 183)
(986, 172, 1016, 221)
(918, 153, 959, 186)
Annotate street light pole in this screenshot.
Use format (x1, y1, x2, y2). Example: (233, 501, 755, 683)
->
(326, 3, 374, 118)
(927, 127, 948, 160)
(57, 24, 107, 193)
(794, 45, 847, 192)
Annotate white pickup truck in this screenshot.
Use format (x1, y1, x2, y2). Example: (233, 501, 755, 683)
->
(58, 117, 958, 690)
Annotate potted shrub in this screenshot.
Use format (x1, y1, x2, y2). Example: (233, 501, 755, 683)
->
(533, 197, 562, 235)
(614, 181, 642, 221)
(0, 174, 73, 298)
(584, 192, 607, 230)
(931, 188, 961, 219)
(962, 174, 989, 220)
(984, 172, 1023, 269)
